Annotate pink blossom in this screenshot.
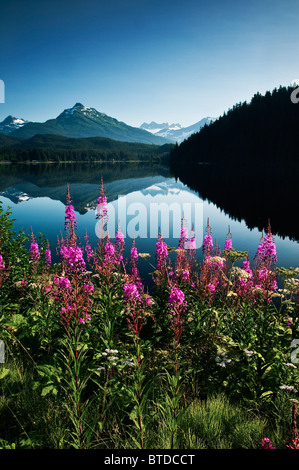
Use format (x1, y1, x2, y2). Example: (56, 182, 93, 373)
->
(224, 238, 232, 250)
(188, 237, 196, 250)
(242, 259, 253, 277)
(116, 230, 124, 243)
(207, 282, 216, 292)
(131, 246, 138, 262)
(58, 277, 72, 290)
(0, 254, 5, 271)
(45, 247, 51, 266)
(105, 241, 115, 256)
(261, 437, 275, 449)
(83, 283, 94, 293)
(30, 242, 40, 262)
(60, 245, 86, 271)
(65, 204, 76, 221)
(169, 286, 185, 306)
(124, 282, 140, 301)
(79, 313, 91, 324)
(156, 237, 168, 271)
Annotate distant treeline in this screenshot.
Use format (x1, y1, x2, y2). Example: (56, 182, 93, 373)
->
(0, 133, 174, 163)
(170, 85, 299, 167)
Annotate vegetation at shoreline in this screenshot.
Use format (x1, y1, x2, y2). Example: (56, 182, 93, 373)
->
(0, 133, 173, 163)
(0, 178, 299, 449)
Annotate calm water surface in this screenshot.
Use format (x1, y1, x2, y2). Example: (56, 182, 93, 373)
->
(0, 162, 298, 288)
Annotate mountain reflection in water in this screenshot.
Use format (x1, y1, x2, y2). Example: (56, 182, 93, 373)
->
(0, 162, 298, 288)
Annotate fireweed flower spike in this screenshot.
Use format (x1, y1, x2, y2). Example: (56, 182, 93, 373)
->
(156, 229, 168, 273)
(224, 226, 232, 251)
(84, 229, 94, 262)
(130, 238, 140, 282)
(0, 253, 5, 271)
(0, 252, 5, 287)
(175, 219, 191, 280)
(96, 176, 108, 219)
(45, 240, 51, 267)
(203, 218, 213, 257)
(65, 184, 77, 244)
(30, 227, 40, 262)
(96, 176, 109, 244)
(168, 285, 187, 448)
(253, 221, 278, 299)
(115, 221, 125, 264)
(261, 437, 275, 449)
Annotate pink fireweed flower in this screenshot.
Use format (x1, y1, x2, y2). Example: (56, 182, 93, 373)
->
(188, 237, 196, 250)
(242, 258, 253, 277)
(124, 282, 140, 302)
(203, 234, 213, 251)
(116, 229, 124, 243)
(203, 219, 213, 256)
(130, 239, 139, 280)
(254, 224, 277, 269)
(224, 238, 232, 250)
(224, 226, 232, 251)
(182, 270, 189, 281)
(60, 245, 86, 271)
(84, 230, 94, 261)
(58, 277, 72, 290)
(45, 240, 51, 266)
(207, 282, 216, 292)
(264, 233, 277, 264)
(65, 186, 76, 223)
(0, 253, 5, 271)
(30, 242, 40, 261)
(168, 286, 185, 307)
(114, 223, 125, 263)
(83, 283, 94, 293)
(79, 313, 91, 324)
(96, 195, 108, 218)
(178, 218, 189, 250)
(156, 236, 168, 272)
(30, 227, 40, 263)
(168, 286, 186, 345)
(65, 204, 76, 222)
(130, 245, 138, 262)
(64, 185, 78, 246)
(105, 240, 115, 257)
(261, 437, 275, 449)
(96, 177, 108, 220)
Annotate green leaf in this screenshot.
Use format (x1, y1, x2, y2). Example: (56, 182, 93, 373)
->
(0, 368, 9, 380)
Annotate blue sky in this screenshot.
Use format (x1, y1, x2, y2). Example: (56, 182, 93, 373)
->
(0, 0, 299, 127)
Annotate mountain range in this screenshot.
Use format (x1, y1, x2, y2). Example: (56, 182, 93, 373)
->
(140, 117, 215, 143)
(0, 103, 168, 145)
(0, 103, 214, 145)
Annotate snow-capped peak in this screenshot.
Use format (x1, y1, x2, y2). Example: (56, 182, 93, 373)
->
(140, 117, 216, 144)
(0, 115, 28, 134)
(60, 103, 106, 119)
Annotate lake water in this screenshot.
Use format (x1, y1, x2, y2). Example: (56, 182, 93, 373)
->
(0, 162, 298, 288)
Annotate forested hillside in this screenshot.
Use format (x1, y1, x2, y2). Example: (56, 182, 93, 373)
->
(170, 85, 299, 167)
